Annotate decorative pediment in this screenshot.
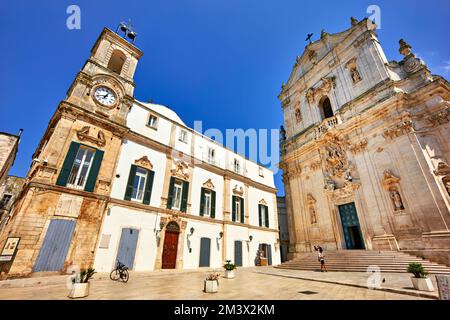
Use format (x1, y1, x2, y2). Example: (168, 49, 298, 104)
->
(305, 77, 335, 104)
(171, 161, 189, 180)
(434, 162, 450, 176)
(232, 185, 244, 196)
(382, 170, 400, 190)
(76, 126, 106, 147)
(202, 178, 215, 190)
(135, 156, 153, 170)
(326, 181, 361, 203)
(259, 199, 267, 205)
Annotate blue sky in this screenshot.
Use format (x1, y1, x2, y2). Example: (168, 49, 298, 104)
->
(0, 0, 449, 195)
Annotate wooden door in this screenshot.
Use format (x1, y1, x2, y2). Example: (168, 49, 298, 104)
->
(199, 237, 211, 267)
(234, 240, 243, 266)
(33, 219, 76, 272)
(162, 231, 179, 269)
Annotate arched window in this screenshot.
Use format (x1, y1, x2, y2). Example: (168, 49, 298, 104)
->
(319, 97, 334, 120)
(107, 50, 126, 74)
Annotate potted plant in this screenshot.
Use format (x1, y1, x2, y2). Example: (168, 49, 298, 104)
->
(204, 273, 220, 293)
(68, 268, 96, 299)
(224, 260, 237, 279)
(407, 263, 434, 292)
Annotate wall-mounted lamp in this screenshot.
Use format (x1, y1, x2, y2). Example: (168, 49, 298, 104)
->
(190, 227, 195, 235)
(249, 235, 253, 242)
(187, 227, 195, 253)
(218, 232, 224, 239)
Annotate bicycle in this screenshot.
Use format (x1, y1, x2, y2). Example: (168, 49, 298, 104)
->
(110, 260, 129, 283)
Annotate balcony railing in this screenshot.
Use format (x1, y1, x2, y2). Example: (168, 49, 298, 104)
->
(315, 115, 341, 138)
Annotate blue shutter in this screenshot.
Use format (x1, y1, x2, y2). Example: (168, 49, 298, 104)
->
(267, 244, 273, 265)
(234, 240, 243, 266)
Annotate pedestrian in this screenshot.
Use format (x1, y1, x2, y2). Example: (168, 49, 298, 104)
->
(317, 246, 327, 272)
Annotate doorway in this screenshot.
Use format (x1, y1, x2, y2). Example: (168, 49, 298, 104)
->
(116, 228, 139, 270)
(234, 240, 243, 266)
(199, 237, 211, 267)
(162, 222, 180, 269)
(338, 202, 365, 249)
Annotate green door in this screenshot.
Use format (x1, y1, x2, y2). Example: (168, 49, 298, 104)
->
(338, 202, 365, 249)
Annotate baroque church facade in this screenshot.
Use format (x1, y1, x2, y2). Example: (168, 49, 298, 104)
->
(279, 18, 450, 264)
(0, 27, 279, 277)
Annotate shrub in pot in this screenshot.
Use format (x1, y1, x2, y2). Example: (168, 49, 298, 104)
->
(224, 260, 237, 279)
(68, 268, 96, 299)
(204, 273, 220, 293)
(407, 263, 434, 292)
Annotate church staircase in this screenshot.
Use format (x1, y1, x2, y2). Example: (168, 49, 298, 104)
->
(276, 250, 450, 274)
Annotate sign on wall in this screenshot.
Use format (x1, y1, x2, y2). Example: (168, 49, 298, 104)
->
(0, 237, 20, 262)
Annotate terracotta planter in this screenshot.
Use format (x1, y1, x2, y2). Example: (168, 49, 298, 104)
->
(68, 282, 90, 299)
(411, 277, 434, 292)
(204, 280, 219, 293)
(224, 270, 235, 279)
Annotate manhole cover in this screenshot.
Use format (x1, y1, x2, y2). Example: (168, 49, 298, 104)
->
(298, 290, 318, 295)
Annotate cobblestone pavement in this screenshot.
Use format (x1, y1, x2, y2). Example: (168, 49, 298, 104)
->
(0, 267, 430, 300)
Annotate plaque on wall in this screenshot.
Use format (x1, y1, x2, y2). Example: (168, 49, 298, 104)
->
(0, 237, 20, 261)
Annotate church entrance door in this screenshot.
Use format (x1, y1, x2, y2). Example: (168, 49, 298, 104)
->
(338, 202, 365, 249)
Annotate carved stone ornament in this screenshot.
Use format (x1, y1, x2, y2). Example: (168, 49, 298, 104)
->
(232, 185, 244, 196)
(305, 77, 335, 104)
(76, 126, 106, 147)
(171, 161, 189, 180)
(202, 178, 215, 190)
(427, 108, 450, 126)
(309, 160, 322, 171)
(349, 138, 368, 154)
(322, 133, 349, 177)
(326, 181, 360, 203)
(434, 162, 450, 176)
(382, 169, 400, 190)
(259, 198, 267, 205)
(383, 120, 413, 140)
(134, 156, 153, 170)
(160, 216, 187, 231)
(345, 58, 362, 84)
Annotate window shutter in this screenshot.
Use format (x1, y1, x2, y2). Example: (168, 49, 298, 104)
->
(264, 205, 269, 228)
(240, 197, 245, 223)
(143, 170, 155, 205)
(167, 177, 175, 209)
(199, 188, 205, 216)
(84, 149, 104, 192)
(56, 142, 80, 187)
(210, 190, 216, 219)
(124, 165, 137, 201)
(180, 181, 189, 212)
(232, 196, 236, 222)
(258, 204, 262, 227)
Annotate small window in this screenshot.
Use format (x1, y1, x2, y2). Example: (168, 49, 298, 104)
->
(179, 129, 188, 143)
(107, 50, 126, 74)
(207, 148, 215, 165)
(131, 167, 148, 201)
(148, 115, 158, 129)
(233, 159, 240, 174)
(203, 190, 211, 216)
(261, 205, 267, 226)
(172, 180, 184, 211)
(67, 146, 96, 190)
(258, 167, 264, 177)
(234, 197, 241, 222)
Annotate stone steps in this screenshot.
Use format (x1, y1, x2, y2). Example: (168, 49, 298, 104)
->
(276, 250, 450, 274)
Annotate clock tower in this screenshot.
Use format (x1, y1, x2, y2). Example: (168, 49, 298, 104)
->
(0, 27, 143, 277)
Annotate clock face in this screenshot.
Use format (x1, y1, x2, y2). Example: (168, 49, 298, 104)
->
(94, 86, 117, 107)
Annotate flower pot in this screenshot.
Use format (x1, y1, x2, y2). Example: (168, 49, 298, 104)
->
(224, 270, 235, 279)
(68, 282, 90, 299)
(411, 277, 434, 292)
(204, 280, 218, 293)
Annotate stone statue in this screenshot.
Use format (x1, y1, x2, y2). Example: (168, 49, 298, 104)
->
(345, 171, 353, 182)
(310, 207, 317, 224)
(350, 67, 362, 83)
(295, 108, 302, 123)
(390, 190, 405, 211)
(351, 17, 358, 26)
(280, 125, 286, 141)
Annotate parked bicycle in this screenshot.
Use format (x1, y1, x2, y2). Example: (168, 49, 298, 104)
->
(110, 260, 129, 283)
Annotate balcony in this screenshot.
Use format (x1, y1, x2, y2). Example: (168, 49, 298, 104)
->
(315, 115, 341, 138)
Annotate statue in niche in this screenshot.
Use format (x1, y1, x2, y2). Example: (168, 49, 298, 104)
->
(390, 190, 405, 211)
(310, 206, 317, 224)
(307, 194, 318, 224)
(350, 67, 362, 83)
(295, 108, 302, 123)
(280, 125, 287, 141)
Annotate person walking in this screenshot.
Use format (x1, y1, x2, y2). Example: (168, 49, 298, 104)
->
(317, 246, 327, 272)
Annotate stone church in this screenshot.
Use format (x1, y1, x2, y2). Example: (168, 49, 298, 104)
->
(279, 18, 450, 264)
